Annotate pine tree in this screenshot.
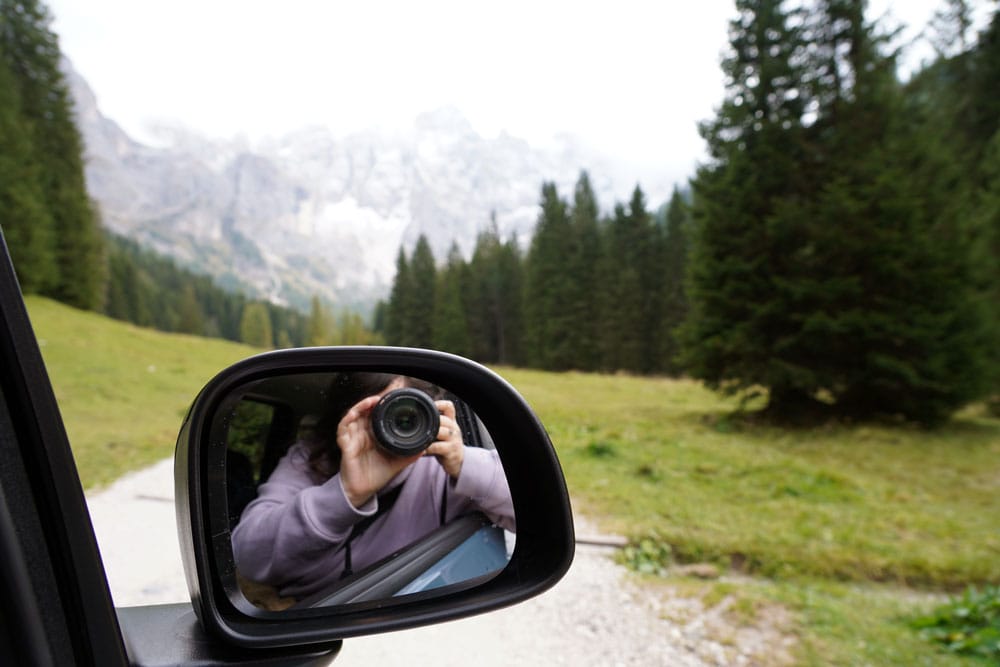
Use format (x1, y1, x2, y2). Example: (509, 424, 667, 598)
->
(681, 0, 824, 413)
(906, 5, 999, 413)
(276, 330, 294, 349)
(629, 186, 661, 374)
(176, 284, 205, 335)
(685, 0, 992, 423)
(565, 172, 603, 371)
(332, 311, 378, 346)
(266, 302, 307, 348)
(598, 192, 656, 374)
(962, 8, 1000, 175)
(307, 295, 333, 346)
(407, 235, 437, 349)
(524, 183, 576, 369)
(102, 238, 148, 325)
(380, 237, 436, 349)
(467, 223, 501, 362)
(240, 303, 274, 349)
(802, 0, 991, 422)
(371, 300, 388, 339)
(385, 249, 411, 346)
(0, 47, 56, 293)
(494, 233, 524, 365)
(658, 188, 690, 375)
(0, 0, 104, 309)
(465, 220, 524, 365)
(977, 132, 1000, 413)
(432, 242, 472, 357)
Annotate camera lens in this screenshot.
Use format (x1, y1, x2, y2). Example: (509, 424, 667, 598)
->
(385, 398, 421, 437)
(371, 388, 440, 456)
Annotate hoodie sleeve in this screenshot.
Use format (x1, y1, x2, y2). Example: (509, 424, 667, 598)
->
(448, 447, 516, 532)
(231, 443, 375, 587)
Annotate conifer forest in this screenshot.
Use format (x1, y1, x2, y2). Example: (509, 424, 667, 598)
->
(3, 0, 999, 425)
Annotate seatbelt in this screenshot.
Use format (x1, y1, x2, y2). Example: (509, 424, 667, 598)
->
(340, 484, 403, 579)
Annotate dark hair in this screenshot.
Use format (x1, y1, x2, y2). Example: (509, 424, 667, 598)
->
(306, 372, 443, 476)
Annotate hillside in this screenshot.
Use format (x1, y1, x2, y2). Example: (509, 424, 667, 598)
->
(27, 296, 259, 489)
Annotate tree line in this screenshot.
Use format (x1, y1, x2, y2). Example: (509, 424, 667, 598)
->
(103, 234, 380, 349)
(382, 0, 1000, 425)
(103, 234, 312, 348)
(376, 176, 691, 377)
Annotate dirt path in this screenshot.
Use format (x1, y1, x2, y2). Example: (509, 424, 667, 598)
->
(86, 460, 787, 666)
(334, 537, 715, 666)
(86, 458, 188, 606)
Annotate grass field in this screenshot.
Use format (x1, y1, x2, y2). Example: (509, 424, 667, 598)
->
(27, 296, 259, 489)
(28, 298, 1000, 664)
(498, 367, 1000, 665)
(498, 368, 1000, 588)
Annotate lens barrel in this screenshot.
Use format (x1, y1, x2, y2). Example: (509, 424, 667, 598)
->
(371, 388, 440, 456)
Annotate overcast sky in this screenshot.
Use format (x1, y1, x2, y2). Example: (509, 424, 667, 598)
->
(47, 0, 959, 192)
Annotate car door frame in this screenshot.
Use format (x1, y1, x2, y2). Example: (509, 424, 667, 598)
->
(0, 231, 340, 665)
(0, 232, 130, 665)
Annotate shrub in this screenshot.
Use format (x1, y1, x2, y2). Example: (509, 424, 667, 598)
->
(911, 585, 1000, 660)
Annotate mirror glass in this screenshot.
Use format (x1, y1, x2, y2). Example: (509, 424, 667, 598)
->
(210, 371, 516, 613)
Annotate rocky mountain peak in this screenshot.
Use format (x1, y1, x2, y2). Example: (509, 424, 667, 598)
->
(64, 59, 643, 313)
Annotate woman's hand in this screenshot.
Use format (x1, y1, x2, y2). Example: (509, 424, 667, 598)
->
(336, 394, 421, 508)
(424, 399, 464, 479)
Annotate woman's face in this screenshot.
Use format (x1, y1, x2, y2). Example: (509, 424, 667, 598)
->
(380, 377, 408, 397)
(358, 376, 408, 431)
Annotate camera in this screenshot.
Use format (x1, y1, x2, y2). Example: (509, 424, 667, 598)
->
(371, 388, 440, 456)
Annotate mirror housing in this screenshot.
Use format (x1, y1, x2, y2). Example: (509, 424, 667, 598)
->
(175, 346, 574, 647)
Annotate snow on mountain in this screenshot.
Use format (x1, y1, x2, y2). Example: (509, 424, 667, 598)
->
(65, 60, 643, 312)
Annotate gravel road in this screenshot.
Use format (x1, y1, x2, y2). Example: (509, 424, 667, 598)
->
(87, 459, 783, 666)
(332, 537, 725, 667)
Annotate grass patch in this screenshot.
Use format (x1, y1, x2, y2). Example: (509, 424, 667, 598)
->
(27, 297, 259, 490)
(499, 367, 1000, 589)
(619, 536, 674, 576)
(776, 579, 997, 666)
(498, 366, 1000, 665)
(911, 586, 1000, 661)
(641, 575, 991, 665)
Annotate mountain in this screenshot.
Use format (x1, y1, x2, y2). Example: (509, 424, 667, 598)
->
(65, 61, 639, 312)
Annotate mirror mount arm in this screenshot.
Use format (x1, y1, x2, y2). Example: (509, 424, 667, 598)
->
(116, 603, 340, 666)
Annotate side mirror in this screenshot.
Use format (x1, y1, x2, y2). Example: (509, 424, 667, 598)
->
(175, 347, 574, 647)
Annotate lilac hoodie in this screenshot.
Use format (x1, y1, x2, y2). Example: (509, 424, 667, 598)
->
(231, 442, 515, 599)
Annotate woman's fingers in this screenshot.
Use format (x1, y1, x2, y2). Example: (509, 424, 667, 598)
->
(427, 412, 464, 478)
(425, 443, 464, 478)
(436, 414, 461, 442)
(435, 399, 456, 421)
(340, 395, 380, 429)
(337, 395, 381, 454)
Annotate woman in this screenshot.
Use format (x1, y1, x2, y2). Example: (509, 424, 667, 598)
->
(231, 372, 515, 601)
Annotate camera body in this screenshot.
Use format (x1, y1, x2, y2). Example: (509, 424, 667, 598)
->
(371, 388, 440, 456)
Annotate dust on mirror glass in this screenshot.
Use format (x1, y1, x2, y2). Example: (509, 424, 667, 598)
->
(219, 371, 516, 612)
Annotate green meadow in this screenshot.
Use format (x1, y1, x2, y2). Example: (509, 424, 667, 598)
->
(27, 296, 259, 489)
(499, 368, 1000, 665)
(29, 298, 1000, 665)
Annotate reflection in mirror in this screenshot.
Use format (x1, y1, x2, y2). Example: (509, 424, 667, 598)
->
(215, 371, 516, 613)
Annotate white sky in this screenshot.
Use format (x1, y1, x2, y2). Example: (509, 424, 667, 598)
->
(48, 0, 959, 191)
